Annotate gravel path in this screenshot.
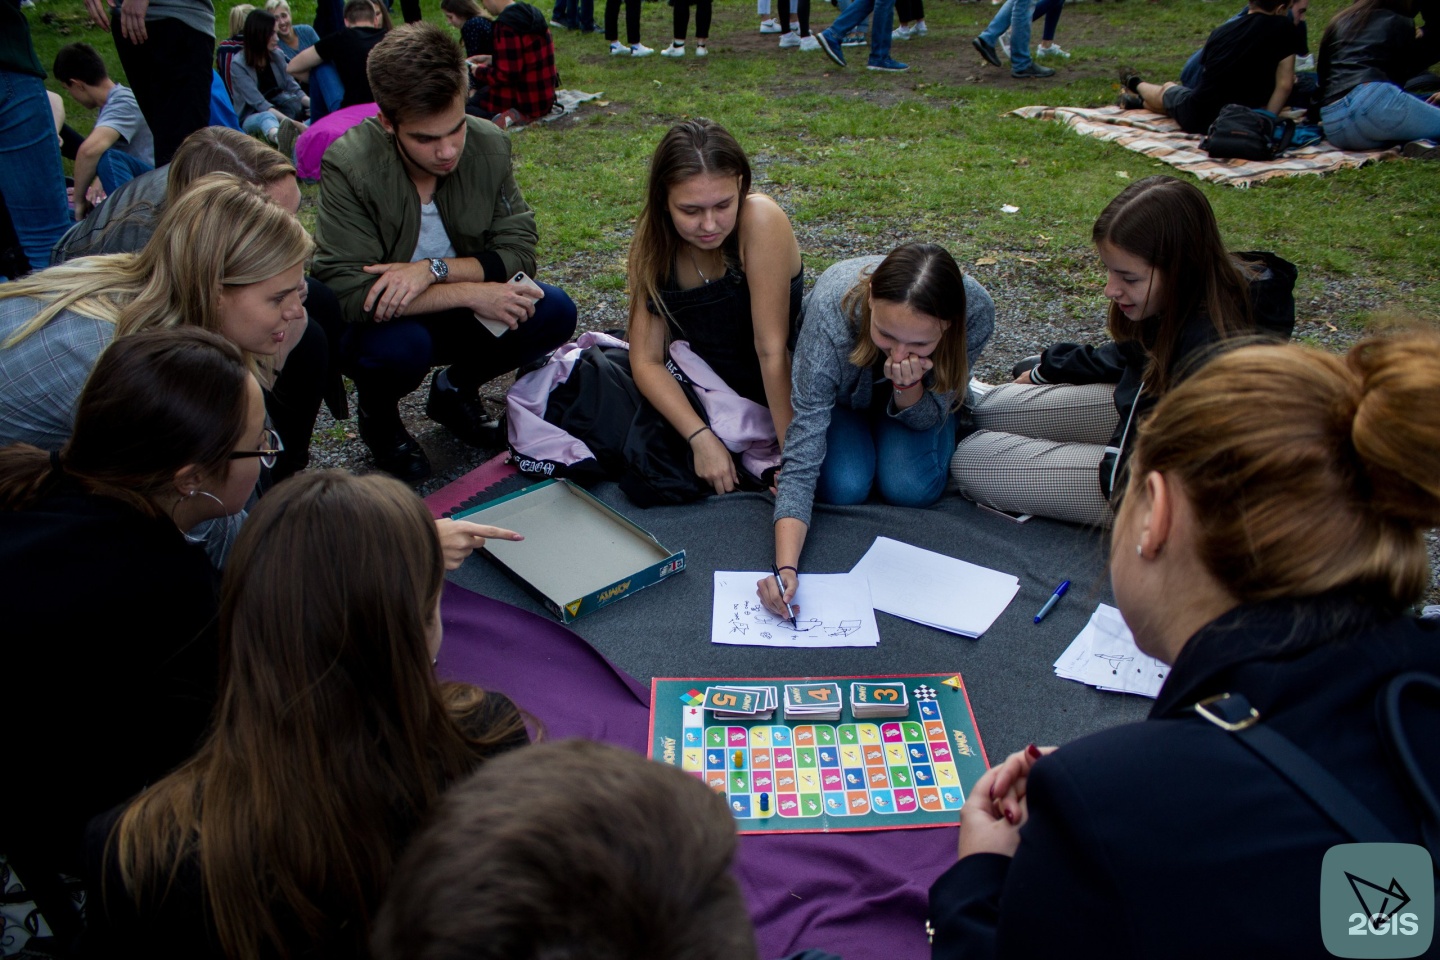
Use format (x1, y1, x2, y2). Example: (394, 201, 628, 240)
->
(305, 200, 1440, 606)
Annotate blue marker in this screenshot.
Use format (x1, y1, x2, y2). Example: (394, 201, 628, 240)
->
(1033, 580, 1070, 623)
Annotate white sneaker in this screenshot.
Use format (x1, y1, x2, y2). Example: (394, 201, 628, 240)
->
(610, 40, 631, 55)
(630, 42, 654, 56)
(778, 30, 800, 47)
(695, 43, 708, 56)
(914, 19, 927, 35)
(661, 42, 685, 56)
(789, 21, 799, 30)
(1035, 42, 1070, 59)
(892, 23, 913, 40)
(998, 30, 1011, 60)
(799, 34, 819, 50)
(1295, 53, 1315, 71)
(759, 17, 781, 32)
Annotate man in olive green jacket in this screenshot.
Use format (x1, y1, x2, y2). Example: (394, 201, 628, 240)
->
(312, 21, 575, 481)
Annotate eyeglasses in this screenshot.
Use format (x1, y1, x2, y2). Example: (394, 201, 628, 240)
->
(229, 427, 285, 470)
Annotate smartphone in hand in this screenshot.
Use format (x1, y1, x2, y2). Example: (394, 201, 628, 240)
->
(474, 272, 541, 337)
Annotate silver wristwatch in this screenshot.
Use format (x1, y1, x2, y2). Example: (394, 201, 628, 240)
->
(428, 258, 448, 283)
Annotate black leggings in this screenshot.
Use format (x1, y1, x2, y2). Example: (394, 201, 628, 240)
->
(776, 0, 809, 34)
(605, 0, 641, 43)
(673, 0, 712, 39)
(895, 0, 923, 20)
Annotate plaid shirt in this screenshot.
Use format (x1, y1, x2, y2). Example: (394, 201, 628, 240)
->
(0, 296, 113, 450)
(473, 6, 558, 123)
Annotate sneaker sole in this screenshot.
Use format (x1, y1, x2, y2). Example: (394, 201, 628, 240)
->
(816, 31, 846, 67)
(972, 37, 1001, 67)
(868, 62, 908, 71)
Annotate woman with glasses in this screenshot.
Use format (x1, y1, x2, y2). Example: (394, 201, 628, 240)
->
(85, 469, 531, 958)
(0, 329, 266, 940)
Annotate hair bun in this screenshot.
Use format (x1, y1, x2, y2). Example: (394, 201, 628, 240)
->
(1348, 331, 1440, 527)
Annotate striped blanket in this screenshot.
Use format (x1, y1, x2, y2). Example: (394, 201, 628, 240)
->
(1012, 104, 1398, 187)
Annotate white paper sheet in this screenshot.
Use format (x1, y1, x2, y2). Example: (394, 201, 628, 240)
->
(1053, 603, 1170, 698)
(711, 571, 880, 648)
(847, 537, 1020, 638)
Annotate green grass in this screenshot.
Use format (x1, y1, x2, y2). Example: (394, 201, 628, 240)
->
(23, 0, 1440, 321)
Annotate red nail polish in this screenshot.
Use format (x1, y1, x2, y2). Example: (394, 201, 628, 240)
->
(1026, 743, 1041, 759)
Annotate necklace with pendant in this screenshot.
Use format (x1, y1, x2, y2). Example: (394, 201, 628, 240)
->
(689, 248, 718, 284)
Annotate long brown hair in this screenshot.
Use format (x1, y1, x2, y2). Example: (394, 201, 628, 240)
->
(1128, 330, 1440, 612)
(167, 126, 296, 198)
(843, 243, 971, 401)
(242, 9, 278, 70)
(110, 470, 527, 959)
(0, 329, 251, 518)
(1092, 175, 1256, 395)
(627, 119, 753, 327)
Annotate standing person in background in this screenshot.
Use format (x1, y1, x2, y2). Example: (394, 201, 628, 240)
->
(82, 0, 215, 165)
(892, 0, 925, 41)
(991, 0, 1071, 62)
(774, 0, 818, 52)
(972, 0, 1056, 78)
(813, 0, 907, 72)
(0, 0, 71, 278)
(605, 0, 653, 56)
(663, 0, 714, 56)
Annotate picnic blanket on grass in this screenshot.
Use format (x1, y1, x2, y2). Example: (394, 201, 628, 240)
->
(438, 482, 1151, 959)
(1013, 104, 1398, 187)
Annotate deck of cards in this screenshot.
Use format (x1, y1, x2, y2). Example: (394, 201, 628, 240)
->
(783, 682, 843, 722)
(850, 682, 909, 718)
(704, 685, 777, 720)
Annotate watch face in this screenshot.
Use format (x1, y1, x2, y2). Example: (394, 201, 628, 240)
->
(431, 259, 448, 280)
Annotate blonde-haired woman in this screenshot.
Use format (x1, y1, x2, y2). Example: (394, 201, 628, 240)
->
(0, 173, 313, 463)
(266, 0, 320, 61)
(930, 331, 1440, 958)
(756, 243, 994, 619)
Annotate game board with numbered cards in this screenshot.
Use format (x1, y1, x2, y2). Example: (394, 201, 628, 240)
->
(649, 674, 989, 834)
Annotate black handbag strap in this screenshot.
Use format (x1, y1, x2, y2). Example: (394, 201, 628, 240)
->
(1191, 693, 1400, 844)
(1273, 116, 1297, 155)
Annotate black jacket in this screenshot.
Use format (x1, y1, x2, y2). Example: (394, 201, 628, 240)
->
(929, 597, 1440, 960)
(1319, 7, 1440, 106)
(1033, 251, 1296, 499)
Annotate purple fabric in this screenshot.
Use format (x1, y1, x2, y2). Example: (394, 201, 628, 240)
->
(670, 340, 783, 479)
(505, 330, 627, 467)
(294, 102, 378, 181)
(437, 581, 955, 960)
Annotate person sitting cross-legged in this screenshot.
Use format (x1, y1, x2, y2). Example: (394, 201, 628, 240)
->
(311, 23, 577, 482)
(1120, 0, 1299, 133)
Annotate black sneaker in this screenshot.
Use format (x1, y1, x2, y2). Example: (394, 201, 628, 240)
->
(1402, 138, 1439, 160)
(1116, 89, 1143, 110)
(972, 36, 1001, 68)
(358, 409, 432, 483)
(1119, 68, 1143, 93)
(1012, 62, 1056, 78)
(426, 377, 506, 448)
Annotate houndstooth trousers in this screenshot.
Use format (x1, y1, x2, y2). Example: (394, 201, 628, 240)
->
(951, 382, 1118, 528)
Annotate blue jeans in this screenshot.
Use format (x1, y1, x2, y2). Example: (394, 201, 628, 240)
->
(981, 0, 1036, 71)
(95, 149, 153, 194)
(244, 111, 281, 139)
(815, 404, 957, 508)
(1322, 81, 1440, 150)
(823, 0, 894, 64)
(837, 0, 869, 36)
(0, 69, 71, 278)
(308, 63, 345, 121)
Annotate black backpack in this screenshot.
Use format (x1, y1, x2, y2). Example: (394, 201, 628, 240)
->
(1201, 104, 1296, 161)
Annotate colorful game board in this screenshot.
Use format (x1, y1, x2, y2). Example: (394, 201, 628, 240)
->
(649, 674, 989, 834)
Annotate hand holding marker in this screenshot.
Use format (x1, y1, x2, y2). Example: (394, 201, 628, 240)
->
(1033, 580, 1070, 624)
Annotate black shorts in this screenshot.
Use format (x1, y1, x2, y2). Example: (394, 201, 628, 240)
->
(1162, 84, 1206, 134)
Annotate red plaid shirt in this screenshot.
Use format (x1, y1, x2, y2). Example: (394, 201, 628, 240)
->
(473, 6, 558, 123)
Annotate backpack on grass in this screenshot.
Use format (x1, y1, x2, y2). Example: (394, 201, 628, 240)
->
(1202, 104, 1296, 161)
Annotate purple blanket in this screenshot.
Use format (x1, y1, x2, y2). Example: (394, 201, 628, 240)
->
(438, 581, 954, 960)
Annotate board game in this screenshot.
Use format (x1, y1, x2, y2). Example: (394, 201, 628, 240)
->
(649, 674, 989, 834)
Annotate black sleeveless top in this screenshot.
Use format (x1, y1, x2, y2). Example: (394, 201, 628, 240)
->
(650, 266, 804, 407)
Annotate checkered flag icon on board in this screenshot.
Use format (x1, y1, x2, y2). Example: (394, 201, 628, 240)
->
(913, 685, 937, 701)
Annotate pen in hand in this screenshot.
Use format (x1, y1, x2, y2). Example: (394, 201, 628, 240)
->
(771, 563, 798, 629)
